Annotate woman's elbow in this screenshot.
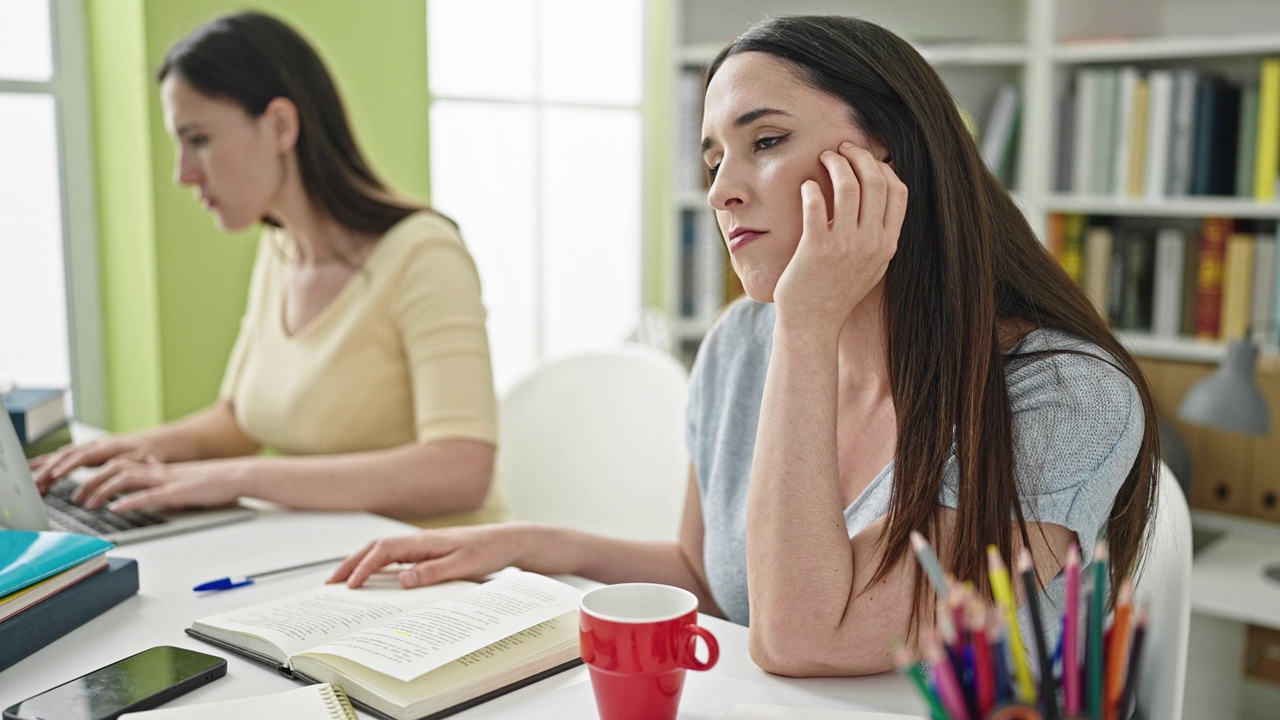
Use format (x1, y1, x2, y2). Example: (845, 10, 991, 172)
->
(443, 441, 496, 512)
(749, 625, 828, 677)
(748, 625, 889, 678)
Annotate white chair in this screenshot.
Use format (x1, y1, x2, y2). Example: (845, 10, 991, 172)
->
(1133, 462, 1192, 720)
(497, 344, 690, 541)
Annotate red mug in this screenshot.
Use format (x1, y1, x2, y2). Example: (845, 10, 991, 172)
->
(579, 583, 719, 720)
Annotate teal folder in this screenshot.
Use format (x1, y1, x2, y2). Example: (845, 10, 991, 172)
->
(0, 556, 139, 671)
(0, 529, 114, 597)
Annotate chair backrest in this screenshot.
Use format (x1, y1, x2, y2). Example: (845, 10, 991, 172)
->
(1134, 462, 1192, 720)
(498, 344, 690, 541)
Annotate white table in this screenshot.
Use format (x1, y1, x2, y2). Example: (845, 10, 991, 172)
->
(1184, 510, 1280, 720)
(0, 508, 922, 718)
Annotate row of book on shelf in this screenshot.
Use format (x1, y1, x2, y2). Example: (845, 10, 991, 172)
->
(1058, 58, 1280, 200)
(677, 208, 742, 327)
(1050, 213, 1280, 343)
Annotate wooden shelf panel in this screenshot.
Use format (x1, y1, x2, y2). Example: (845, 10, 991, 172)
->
(1046, 195, 1280, 219)
(1055, 32, 1280, 64)
(1119, 332, 1227, 363)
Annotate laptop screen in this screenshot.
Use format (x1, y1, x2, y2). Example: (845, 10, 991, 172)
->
(0, 408, 51, 531)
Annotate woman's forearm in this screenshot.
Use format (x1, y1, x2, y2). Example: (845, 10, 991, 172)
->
(228, 438, 495, 518)
(505, 524, 721, 616)
(138, 400, 260, 462)
(746, 323, 857, 665)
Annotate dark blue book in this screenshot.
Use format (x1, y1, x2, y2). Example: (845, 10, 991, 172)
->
(1190, 78, 1242, 196)
(0, 556, 139, 671)
(1, 387, 67, 446)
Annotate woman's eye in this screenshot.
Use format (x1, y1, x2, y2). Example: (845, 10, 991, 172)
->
(755, 134, 788, 151)
(707, 163, 720, 182)
(189, 135, 209, 148)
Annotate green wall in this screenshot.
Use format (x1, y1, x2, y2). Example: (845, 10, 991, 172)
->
(86, 0, 431, 431)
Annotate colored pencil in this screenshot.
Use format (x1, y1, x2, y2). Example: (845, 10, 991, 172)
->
(925, 633, 972, 720)
(992, 606, 1012, 705)
(1063, 543, 1082, 715)
(895, 644, 950, 720)
(1116, 606, 1148, 720)
(911, 530, 952, 600)
(1089, 542, 1109, 718)
(1105, 580, 1135, 720)
(970, 604, 997, 717)
(988, 545, 1036, 703)
(1018, 547, 1060, 720)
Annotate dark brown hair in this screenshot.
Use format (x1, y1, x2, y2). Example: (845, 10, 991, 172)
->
(157, 11, 433, 240)
(707, 16, 1159, 625)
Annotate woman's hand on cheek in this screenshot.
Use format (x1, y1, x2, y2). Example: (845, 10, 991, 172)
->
(773, 143, 907, 335)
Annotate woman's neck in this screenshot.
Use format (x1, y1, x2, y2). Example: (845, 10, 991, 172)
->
(268, 157, 370, 265)
(835, 283, 893, 409)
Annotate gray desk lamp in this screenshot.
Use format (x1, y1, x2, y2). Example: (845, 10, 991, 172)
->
(1177, 337, 1280, 583)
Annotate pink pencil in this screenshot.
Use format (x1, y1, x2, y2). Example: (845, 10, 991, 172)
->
(925, 633, 971, 720)
(1064, 542, 1082, 715)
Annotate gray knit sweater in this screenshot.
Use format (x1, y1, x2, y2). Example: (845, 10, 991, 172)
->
(687, 299, 1143, 646)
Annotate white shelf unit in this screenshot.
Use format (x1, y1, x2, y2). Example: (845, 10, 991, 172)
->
(660, 0, 1280, 367)
(1046, 196, 1280, 219)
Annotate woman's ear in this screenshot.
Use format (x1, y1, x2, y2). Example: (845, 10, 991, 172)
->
(264, 97, 299, 153)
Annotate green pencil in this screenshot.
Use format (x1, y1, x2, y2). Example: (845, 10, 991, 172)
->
(894, 644, 949, 719)
(1089, 542, 1109, 719)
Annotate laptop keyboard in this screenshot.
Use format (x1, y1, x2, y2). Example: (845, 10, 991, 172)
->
(44, 478, 168, 536)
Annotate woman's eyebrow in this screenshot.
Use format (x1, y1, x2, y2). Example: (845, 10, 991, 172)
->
(701, 107, 792, 152)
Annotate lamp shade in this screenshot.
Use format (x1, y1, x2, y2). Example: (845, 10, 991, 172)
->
(1177, 340, 1270, 436)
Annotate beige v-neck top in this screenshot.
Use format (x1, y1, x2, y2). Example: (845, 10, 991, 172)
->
(220, 211, 505, 525)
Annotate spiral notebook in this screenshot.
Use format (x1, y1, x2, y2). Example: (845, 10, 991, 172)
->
(118, 683, 356, 720)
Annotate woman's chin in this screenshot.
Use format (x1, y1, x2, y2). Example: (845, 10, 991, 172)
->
(738, 269, 780, 304)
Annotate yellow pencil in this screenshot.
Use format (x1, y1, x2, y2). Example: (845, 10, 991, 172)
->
(988, 544, 1036, 703)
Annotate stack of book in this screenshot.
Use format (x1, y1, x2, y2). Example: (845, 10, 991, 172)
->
(1058, 57, 1280, 201)
(0, 529, 139, 671)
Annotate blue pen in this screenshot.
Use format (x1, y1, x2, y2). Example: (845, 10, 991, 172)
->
(193, 556, 346, 592)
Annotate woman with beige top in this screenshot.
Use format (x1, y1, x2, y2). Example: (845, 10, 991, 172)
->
(30, 12, 504, 527)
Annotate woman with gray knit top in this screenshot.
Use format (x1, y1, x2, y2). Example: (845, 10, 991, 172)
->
(330, 15, 1159, 677)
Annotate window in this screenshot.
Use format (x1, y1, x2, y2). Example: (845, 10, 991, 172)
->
(427, 0, 644, 392)
(0, 0, 102, 422)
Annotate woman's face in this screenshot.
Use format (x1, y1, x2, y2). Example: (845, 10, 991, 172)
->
(701, 52, 881, 302)
(161, 76, 285, 232)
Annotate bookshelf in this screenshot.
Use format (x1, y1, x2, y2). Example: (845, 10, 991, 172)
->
(660, 0, 1280, 367)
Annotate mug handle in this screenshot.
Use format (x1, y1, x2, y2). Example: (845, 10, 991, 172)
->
(678, 624, 719, 671)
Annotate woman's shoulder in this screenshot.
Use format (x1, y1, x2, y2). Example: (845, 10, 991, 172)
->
(1004, 328, 1143, 465)
(378, 210, 465, 252)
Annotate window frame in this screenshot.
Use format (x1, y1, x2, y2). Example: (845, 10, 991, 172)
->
(0, 0, 104, 425)
(426, 0, 651, 387)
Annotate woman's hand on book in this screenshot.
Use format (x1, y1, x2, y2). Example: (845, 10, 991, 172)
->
(329, 524, 535, 589)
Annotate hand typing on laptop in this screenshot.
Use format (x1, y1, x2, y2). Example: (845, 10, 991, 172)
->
(30, 435, 165, 495)
(68, 456, 247, 513)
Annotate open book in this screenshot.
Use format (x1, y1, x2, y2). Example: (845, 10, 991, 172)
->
(186, 571, 582, 720)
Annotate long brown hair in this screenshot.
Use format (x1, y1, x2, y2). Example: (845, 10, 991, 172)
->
(157, 11, 435, 241)
(707, 16, 1159, 623)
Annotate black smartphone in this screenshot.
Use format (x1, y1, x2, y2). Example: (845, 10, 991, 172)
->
(3, 646, 226, 720)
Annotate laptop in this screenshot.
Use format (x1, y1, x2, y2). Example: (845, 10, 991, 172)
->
(0, 410, 255, 544)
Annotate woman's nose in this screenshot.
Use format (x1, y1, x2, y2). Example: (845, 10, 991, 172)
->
(174, 152, 200, 186)
(706, 161, 746, 211)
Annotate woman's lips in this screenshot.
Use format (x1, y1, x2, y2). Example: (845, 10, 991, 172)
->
(728, 230, 765, 251)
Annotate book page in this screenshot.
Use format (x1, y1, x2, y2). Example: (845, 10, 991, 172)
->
(301, 571, 582, 682)
(192, 576, 475, 658)
(120, 683, 356, 720)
